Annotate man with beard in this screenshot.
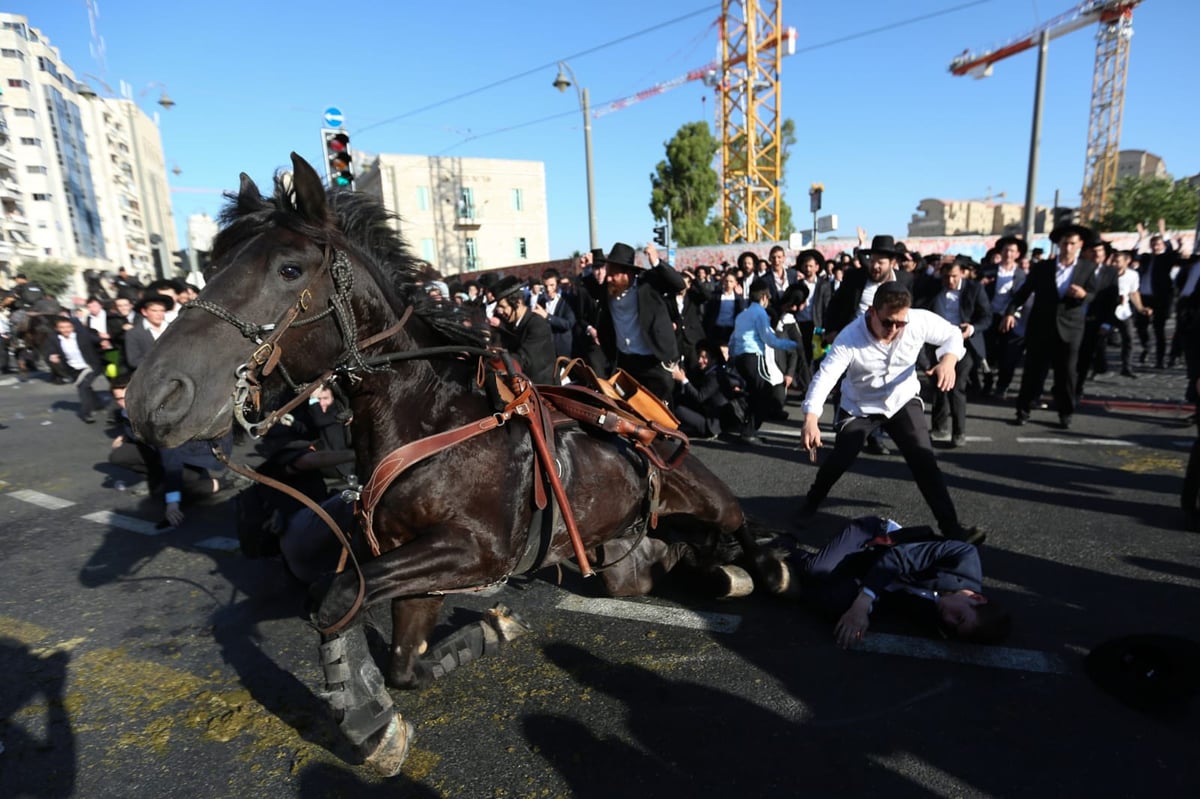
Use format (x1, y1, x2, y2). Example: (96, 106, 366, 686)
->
(487, 276, 555, 385)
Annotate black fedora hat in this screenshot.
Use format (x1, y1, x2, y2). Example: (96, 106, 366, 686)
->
(1049, 222, 1098, 245)
(866, 235, 902, 258)
(994, 235, 1028, 258)
(794, 248, 827, 269)
(600, 242, 642, 271)
(589, 247, 606, 264)
(1085, 633, 1200, 718)
(135, 293, 175, 313)
(490, 275, 527, 304)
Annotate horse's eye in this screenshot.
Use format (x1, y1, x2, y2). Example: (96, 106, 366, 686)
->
(279, 263, 303, 281)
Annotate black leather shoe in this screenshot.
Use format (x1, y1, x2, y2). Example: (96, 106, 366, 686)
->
(1013, 411, 1029, 426)
(739, 433, 763, 446)
(1059, 415, 1072, 430)
(863, 437, 891, 456)
(1120, 368, 1138, 379)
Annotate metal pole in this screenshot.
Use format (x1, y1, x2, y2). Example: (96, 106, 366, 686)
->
(812, 210, 818, 247)
(582, 87, 598, 251)
(1023, 30, 1049, 243)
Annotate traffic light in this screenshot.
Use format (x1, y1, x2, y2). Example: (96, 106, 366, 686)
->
(172, 249, 188, 274)
(322, 128, 353, 189)
(652, 225, 668, 246)
(810, 182, 824, 214)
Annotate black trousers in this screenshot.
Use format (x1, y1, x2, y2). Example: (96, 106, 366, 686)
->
(733, 353, 780, 430)
(1135, 295, 1171, 365)
(1016, 328, 1082, 419)
(931, 350, 973, 436)
(806, 398, 960, 531)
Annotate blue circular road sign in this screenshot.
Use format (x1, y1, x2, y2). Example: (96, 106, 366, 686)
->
(323, 107, 344, 128)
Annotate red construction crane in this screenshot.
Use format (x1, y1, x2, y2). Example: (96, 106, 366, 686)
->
(950, 0, 1142, 223)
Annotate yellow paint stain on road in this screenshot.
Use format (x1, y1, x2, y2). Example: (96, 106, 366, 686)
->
(0, 615, 53, 645)
(1116, 450, 1184, 474)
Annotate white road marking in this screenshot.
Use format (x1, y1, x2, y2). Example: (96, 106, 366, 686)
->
(868, 751, 977, 798)
(7, 489, 75, 510)
(1016, 437, 1133, 446)
(857, 632, 1071, 674)
(80, 510, 164, 536)
(556, 595, 741, 634)
(0, 376, 17, 387)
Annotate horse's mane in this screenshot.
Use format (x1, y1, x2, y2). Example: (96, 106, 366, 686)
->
(213, 173, 486, 348)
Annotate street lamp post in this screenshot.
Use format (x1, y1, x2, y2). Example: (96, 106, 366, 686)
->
(553, 62, 598, 252)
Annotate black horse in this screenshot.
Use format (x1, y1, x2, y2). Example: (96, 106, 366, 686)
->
(125, 154, 786, 775)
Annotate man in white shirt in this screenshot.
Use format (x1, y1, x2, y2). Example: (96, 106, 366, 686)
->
(799, 286, 983, 544)
(48, 316, 105, 423)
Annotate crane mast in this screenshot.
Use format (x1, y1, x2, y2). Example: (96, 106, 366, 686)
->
(719, 0, 784, 243)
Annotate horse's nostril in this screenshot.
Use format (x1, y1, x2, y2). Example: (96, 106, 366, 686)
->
(147, 374, 196, 427)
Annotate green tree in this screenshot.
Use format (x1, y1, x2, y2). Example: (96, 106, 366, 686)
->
(17, 260, 76, 297)
(1097, 176, 1200, 232)
(649, 121, 722, 246)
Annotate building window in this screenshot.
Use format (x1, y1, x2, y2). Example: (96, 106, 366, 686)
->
(420, 238, 435, 262)
(26, 165, 47, 175)
(516, 237, 528, 259)
(465, 237, 479, 271)
(19, 137, 40, 146)
(32, 193, 50, 201)
(512, 188, 524, 212)
(7, 78, 29, 89)
(1, 48, 22, 58)
(458, 187, 475, 220)
(13, 108, 34, 117)
(416, 186, 429, 211)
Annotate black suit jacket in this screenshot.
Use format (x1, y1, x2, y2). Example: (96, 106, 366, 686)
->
(52, 319, 105, 373)
(916, 276, 992, 359)
(1005, 258, 1098, 342)
(536, 293, 577, 359)
(494, 310, 556, 384)
(824, 268, 915, 334)
(598, 262, 685, 364)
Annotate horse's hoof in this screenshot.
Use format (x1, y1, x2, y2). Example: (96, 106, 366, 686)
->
(717, 564, 754, 598)
(486, 603, 532, 642)
(362, 714, 414, 777)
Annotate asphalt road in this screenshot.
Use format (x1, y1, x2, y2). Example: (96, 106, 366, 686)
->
(1, 362, 1198, 798)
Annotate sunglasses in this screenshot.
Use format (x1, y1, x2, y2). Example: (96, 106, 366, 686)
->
(878, 317, 909, 330)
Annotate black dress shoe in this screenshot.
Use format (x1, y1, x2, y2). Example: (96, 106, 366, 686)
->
(1013, 411, 1029, 426)
(863, 437, 891, 456)
(1120, 368, 1138, 379)
(739, 433, 763, 446)
(1059, 415, 1072, 430)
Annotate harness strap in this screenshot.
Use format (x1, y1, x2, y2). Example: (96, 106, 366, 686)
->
(358, 392, 533, 556)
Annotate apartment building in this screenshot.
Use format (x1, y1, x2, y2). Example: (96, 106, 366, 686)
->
(355, 153, 549, 275)
(0, 12, 176, 292)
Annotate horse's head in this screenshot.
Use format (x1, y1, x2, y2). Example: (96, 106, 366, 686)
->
(127, 153, 386, 447)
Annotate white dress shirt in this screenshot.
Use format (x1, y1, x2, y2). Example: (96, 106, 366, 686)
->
(802, 309, 965, 418)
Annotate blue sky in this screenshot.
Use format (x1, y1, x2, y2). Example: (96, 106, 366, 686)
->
(31, 0, 1200, 259)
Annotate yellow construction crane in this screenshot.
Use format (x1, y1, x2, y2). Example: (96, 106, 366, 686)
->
(950, 1, 1142, 224)
(718, 0, 793, 243)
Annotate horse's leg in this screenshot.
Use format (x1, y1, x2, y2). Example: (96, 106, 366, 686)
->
(386, 596, 442, 689)
(657, 458, 793, 597)
(316, 623, 413, 777)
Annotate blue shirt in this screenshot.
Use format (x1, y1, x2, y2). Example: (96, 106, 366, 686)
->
(728, 302, 799, 358)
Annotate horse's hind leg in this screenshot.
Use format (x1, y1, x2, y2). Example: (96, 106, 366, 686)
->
(316, 623, 413, 776)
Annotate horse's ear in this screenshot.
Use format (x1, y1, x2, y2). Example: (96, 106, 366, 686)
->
(290, 152, 329, 226)
(235, 172, 262, 214)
